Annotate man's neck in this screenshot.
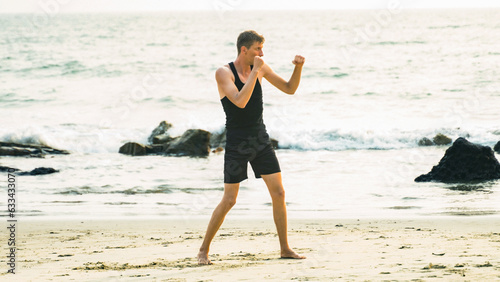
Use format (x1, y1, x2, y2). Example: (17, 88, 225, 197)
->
(233, 57, 252, 75)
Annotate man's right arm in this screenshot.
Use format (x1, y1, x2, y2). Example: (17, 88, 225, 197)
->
(216, 57, 263, 108)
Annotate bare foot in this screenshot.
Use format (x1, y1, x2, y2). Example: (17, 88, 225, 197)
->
(281, 249, 306, 259)
(197, 251, 213, 265)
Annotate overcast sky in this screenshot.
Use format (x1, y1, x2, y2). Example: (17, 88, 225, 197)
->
(1, 0, 500, 13)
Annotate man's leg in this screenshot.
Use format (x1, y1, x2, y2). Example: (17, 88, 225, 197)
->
(261, 172, 305, 259)
(197, 183, 240, 265)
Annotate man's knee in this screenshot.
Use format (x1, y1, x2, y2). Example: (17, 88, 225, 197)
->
(222, 183, 239, 208)
(270, 187, 285, 200)
(222, 196, 237, 208)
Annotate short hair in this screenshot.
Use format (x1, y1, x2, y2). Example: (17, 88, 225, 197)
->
(236, 30, 265, 55)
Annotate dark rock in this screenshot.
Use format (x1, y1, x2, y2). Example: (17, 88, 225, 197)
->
(0, 166, 21, 173)
(152, 133, 173, 145)
(418, 137, 433, 146)
(494, 141, 500, 153)
(0, 146, 34, 156)
(144, 145, 154, 154)
(119, 142, 147, 156)
(415, 137, 500, 183)
(146, 144, 166, 154)
(210, 129, 227, 148)
(0, 141, 69, 157)
(165, 129, 211, 157)
(148, 121, 172, 144)
(1, 165, 58, 176)
(433, 134, 452, 145)
(0, 142, 68, 153)
(18, 167, 59, 176)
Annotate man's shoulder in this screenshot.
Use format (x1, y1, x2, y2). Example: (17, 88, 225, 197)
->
(218, 64, 231, 72)
(216, 64, 233, 80)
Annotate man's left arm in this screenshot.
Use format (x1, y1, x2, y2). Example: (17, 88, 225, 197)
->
(263, 55, 305, 95)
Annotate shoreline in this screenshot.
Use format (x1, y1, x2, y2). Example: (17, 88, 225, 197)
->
(2, 217, 500, 280)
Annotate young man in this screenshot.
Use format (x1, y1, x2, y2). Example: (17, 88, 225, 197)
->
(197, 30, 305, 265)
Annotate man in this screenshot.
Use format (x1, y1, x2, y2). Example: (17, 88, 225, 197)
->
(197, 30, 305, 265)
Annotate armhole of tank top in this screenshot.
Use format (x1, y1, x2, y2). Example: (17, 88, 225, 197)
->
(220, 63, 234, 101)
(228, 62, 240, 85)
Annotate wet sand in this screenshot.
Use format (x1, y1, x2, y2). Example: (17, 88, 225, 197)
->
(2, 217, 500, 281)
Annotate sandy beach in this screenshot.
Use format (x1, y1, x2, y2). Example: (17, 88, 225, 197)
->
(2, 217, 499, 281)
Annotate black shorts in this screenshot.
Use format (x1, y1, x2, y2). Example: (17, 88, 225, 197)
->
(224, 125, 281, 183)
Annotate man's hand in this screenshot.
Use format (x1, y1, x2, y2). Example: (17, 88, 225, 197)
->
(292, 55, 305, 66)
(253, 56, 265, 71)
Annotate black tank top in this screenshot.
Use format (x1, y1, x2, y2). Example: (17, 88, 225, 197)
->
(220, 62, 264, 129)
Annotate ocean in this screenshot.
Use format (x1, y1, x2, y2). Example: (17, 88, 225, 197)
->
(1, 9, 500, 220)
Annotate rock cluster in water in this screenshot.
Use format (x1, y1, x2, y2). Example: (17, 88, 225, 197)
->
(0, 142, 66, 175)
(415, 137, 500, 183)
(0, 166, 59, 176)
(418, 133, 452, 146)
(119, 121, 211, 157)
(0, 141, 69, 157)
(119, 121, 279, 157)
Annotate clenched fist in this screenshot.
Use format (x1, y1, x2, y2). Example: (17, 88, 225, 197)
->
(253, 56, 265, 71)
(292, 55, 305, 66)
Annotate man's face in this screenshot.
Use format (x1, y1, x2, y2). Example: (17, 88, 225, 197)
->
(245, 41, 264, 60)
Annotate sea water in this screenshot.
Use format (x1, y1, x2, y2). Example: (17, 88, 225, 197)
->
(1, 10, 499, 219)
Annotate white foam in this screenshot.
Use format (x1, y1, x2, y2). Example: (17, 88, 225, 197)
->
(0, 124, 149, 154)
(1, 123, 498, 154)
(268, 126, 500, 151)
